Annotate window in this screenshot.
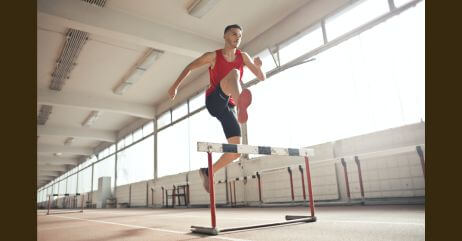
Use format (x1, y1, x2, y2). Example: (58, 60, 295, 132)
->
(143, 121, 154, 137)
(93, 156, 115, 191)
(189, 91, 205, 113)
(99, 148, 109, 159)
(188, 109, 224, 171)
(248, 1, 424, 148)
(47, 185, 53, 196)
(279, 25, 324, 65)
(133, 128, 143, 142)
(109, 144, 116, 155)
(89, 155, 97, 164)
(325, 0, 389, 40)
(66, 174, 77, 194)
(241, 49, 277, 83)
(77, 166, 92, 193)
(124, 134, 133, 146)
(158, 119, 189, 177)
(117, 138, 125, 150)
(172, 103, 188, 122)
(58, 179, 67, 195)
(116, 135, 154, 186)
(157, 111, 171, 129)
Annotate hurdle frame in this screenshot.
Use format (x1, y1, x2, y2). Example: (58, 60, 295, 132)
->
(191, 142, 316, 235)
(46, 193, 84, 215)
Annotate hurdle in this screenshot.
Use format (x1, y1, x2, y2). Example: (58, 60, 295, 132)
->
(191, 142, 316, 235)
(46, 193, 84, 215)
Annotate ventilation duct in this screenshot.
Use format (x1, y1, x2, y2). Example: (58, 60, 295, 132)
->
(49, 29, 89, 91)
(81, 0, 107, 7)
(37, 105, 53, 125)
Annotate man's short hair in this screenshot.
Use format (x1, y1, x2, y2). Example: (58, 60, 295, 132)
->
(224, 24, 242, 34)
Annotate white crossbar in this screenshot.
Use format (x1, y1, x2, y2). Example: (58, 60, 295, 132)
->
(197, 142, 314, 157)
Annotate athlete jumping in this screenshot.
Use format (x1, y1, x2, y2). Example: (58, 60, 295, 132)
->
(168, 24, 266, 192)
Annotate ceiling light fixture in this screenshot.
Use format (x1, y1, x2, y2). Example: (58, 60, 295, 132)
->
(64, 137, 75, 146)
(82, 111, 101, 127)
(187, 0, 222, 18)
(113, 48, 163, 95)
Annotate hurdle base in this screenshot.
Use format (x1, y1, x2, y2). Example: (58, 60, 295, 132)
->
(285, 215, 317, 221)
(190, 226, 219, 235)
(191, 216, 316, 235)
(46, 209, 84, 215)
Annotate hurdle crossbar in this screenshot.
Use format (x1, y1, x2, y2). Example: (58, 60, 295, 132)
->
(191, 142, 316, 235)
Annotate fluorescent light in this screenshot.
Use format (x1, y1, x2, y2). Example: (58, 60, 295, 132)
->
(114, 82, 132, 95)
(187, 0, 222, 18)
(124, 68, 145, 84)
(113, 48, 163, 95)
(82, 111, 101, 127)
(64, 137, 74, 146)
(54, 153, 62, 157)
(138, 49, 163, 70)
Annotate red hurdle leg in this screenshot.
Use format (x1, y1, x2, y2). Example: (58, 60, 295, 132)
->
(299, 166, 306, 201)
(416, 146, 425, 179)
(355, 156, 365, 201)
(257, 172, 262, 203)
(304, 156, 315, 217)
(233, 181, 237, 206)
(207, 152, 217, 228)
(341, 158, 352, 200)
(47, 196, 51, 215)
(288, 167, 295, 201)
(228, 182, 232, 206)
(80, 195, 84, 212)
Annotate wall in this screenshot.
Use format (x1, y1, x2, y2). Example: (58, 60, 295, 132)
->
(87, 122, 425, 208)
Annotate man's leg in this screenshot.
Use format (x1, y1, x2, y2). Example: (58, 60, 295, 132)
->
(220, 69, 252, 123)
(220, 69, 242, 105)
(212, 136, 241, 173)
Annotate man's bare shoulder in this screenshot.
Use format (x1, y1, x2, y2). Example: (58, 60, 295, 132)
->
(204, 51, 217, 59)
(240, 51, 252, 63)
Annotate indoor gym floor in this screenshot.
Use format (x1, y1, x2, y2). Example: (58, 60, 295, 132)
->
(37, 205, 424, 241)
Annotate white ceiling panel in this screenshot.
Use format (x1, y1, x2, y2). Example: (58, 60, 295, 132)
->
(37, 135, 68, 146)
(45, 106, 93, 129)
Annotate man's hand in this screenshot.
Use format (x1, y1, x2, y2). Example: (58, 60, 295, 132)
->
(254, 57, 262, 67)
(168, 85, 177, 101)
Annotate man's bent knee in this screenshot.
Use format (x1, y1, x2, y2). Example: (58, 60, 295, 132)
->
(229, 69, 240, 80)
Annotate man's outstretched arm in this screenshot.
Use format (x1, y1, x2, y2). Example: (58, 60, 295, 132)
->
(241, 52, 266, 81)
(168, 52, 215, 100)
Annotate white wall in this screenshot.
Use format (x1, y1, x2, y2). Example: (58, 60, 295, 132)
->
(130, 181, 148, 207)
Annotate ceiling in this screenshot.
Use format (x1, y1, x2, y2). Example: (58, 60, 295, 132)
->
(37, 0, 319, 188)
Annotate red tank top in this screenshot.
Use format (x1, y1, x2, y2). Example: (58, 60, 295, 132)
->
(206, 49, 244, 106)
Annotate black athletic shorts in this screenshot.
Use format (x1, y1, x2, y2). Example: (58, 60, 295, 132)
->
(205, 85, 241, 139)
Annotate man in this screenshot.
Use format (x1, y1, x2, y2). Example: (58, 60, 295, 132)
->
(168, 24, 266, 192)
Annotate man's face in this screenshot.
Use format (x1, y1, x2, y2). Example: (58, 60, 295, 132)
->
(224, 28, 242, 48)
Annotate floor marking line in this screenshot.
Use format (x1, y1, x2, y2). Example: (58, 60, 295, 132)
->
(48, 215, 251, 241)
(319, 219, 424, 226)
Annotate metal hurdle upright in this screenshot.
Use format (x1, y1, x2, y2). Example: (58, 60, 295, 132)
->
(191, 142, 316, 235)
